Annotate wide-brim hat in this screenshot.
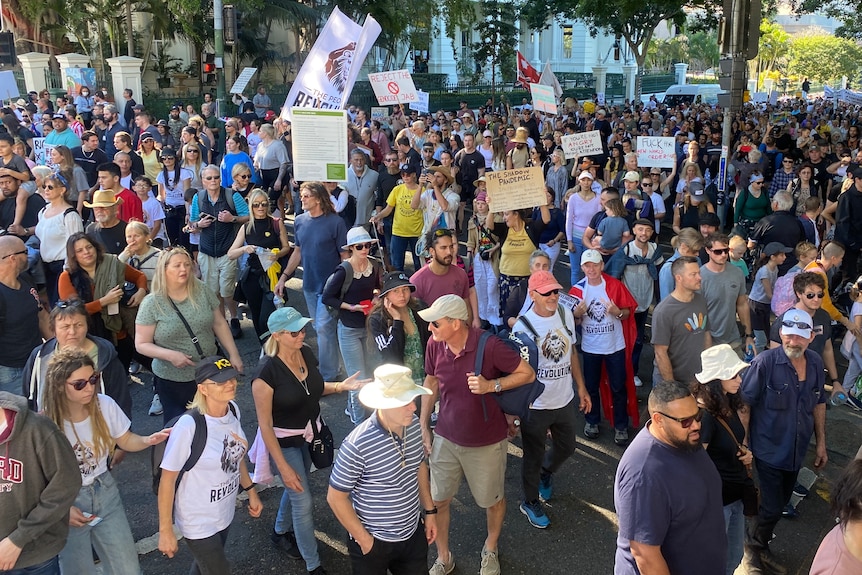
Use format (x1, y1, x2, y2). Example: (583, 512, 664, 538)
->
(358, 364, 431, 409)
(511, 127, 530, 144)
(380, 271, 415, 298)
(83, 190, 119, 208)
(342, 226, 378, 250)
(473, 176, 487, 188)
(695, 344, 750, 383)
(428, 166, 454, 185)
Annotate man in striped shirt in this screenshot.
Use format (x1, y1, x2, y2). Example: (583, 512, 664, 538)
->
(328, 364, 437, 574)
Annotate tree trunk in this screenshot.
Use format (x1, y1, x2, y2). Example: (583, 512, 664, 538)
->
(126, 0, 134, 56)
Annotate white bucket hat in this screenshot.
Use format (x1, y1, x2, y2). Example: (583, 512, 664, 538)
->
(358, 364, 431, 409)
(695, 344, 750, 383)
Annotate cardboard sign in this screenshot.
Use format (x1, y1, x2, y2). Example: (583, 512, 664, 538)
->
(409, 90, 429, 114)
(596, 93, 605, 106)
(368, 69, 418, 104)
(560, 131, 603, 159)
(290, 108, 349, 182)
(0, 70, 18, 100)
(484, 167, 547, 212)
(370, 107, 389, 122)
(529, 83, 557, 115)
(33, 138, 47, 166)
(636, 136, 676, 168)
(229, 67, 258, 94)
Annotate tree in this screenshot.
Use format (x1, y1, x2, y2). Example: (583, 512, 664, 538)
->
(688, 30, 719, 72)
(788, 35, 862, 84)
(752, 20, 789, 90)
(472, 0, 518, 90)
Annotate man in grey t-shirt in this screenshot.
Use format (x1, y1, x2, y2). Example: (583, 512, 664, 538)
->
(699, 233, 754, 353)
(651, 256, 711, 385)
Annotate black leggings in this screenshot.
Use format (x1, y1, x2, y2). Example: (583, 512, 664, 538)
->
(164, 204, 190, 249)
(185, 525, 232, 575)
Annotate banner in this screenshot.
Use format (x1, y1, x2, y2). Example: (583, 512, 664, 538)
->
(561, 131, 603, 159)
(409, 90, 429, 113)
(229, 67, 258, 94)
(530, 83, 557, 115)
(62, 68, 96, 98)
(636, 136, 676, 168)
(539, 62, 562, 101)
(368, 69, 419, 104)
(516, 51, 540, 90)
(281, 7, 381, 120)
(484, 167, 547, 212)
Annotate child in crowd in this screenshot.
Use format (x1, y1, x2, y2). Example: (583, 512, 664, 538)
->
(749, 242, 791, 350)
(799, 196, 823, 247)
(596, 197, 631, 252)
(789, 241, 818, 273)
(728, 234, 749, 280)
(133, 176, 169, 248)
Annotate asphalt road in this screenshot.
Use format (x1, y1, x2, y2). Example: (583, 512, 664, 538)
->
(112, 232, 862, 575)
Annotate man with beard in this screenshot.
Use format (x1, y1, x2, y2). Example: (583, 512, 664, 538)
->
(614, 380, 726, 575)
(410, 228, 479, 327)
(84, 189, 127, 255)
(100, 104, 123, 160)
(740, 308, 827, 574)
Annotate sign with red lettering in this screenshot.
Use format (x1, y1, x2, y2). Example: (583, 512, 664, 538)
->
(368, 69, 418, 104)
(636, 136, 676, 168)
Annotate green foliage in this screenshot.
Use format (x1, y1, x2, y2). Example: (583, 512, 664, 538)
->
(472, 0, 518, 86)
(688, 30, 719, 71)
(788, 35, 862, 84)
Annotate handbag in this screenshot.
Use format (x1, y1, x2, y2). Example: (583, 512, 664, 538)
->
(715, 416, 760, 516)
(169, 298, 221, 360)
(307, 416, 334, 469)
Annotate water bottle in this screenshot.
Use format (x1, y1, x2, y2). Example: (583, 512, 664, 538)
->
(743, 344, 755, 363)
(830, 391, 848, 407)
(272, 293, 285, 309)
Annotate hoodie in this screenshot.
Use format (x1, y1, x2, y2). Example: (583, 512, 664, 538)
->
(0, 392, 81, 569)
(22, 336, 131, 417)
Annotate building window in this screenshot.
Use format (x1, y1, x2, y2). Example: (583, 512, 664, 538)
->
(563, 26, 572, 59)
(461, 30, 470, 61)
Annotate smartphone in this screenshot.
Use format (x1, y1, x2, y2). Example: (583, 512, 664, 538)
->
(82, 512, 103, 526)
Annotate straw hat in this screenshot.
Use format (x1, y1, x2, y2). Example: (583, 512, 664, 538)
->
(511, 127, 530, 144)
(83, 190, 119, 208)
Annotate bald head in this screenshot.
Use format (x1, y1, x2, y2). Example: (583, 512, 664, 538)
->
(0, 235, 27, 274)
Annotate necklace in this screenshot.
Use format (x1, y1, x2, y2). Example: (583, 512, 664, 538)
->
(283, 354, 309, 395)
(380, 411, 406, 468)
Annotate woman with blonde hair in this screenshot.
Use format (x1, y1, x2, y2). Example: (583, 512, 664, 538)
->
(135, 247, 243, 423)
(44, 347, 169, 574)
(180, 141, 208, 190)
(35, 171, 84, 306)
(253, 123, 290, 214)
(49, 144, 89, 213)
(227, 188, 291, 340)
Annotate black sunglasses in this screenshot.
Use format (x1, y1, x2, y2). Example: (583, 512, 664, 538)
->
(781, 320, 812, 331)
(352, 242, 374, 250)
(534, 288, 560, 297)
(657, 408, 703, 428)
(1, 249, 27, 260)
(251, 202, 268, 208)
(67, 372, 100, 391)
(803, 292, 825, 299)
(709, 248, 730, 255)
(432, 229, 453, 238)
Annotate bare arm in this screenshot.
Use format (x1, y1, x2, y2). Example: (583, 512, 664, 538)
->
(251, 379, 304, 491)
(629, 541, 671, 575)
(813, 402, 827, 469)
(327, 487, 375, 554)
(157, 469, 180, 558)
(654, 344, 674, 382)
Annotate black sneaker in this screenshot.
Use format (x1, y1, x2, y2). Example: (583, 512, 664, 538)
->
(230, 317, 243, 339)
(792, 483, 809, 498)
(781, 503, 799, 519)
(271, 530, 302, 560)
(308, 567, 328, 575)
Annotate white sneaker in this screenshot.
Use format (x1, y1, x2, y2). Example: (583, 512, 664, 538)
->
(634, 376, 643, 387)
(149, 394, 163, 416)
(429, 552, 454, 575)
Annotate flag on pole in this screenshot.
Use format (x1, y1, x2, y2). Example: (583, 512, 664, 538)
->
(539, 62, 563, 101)
(516, 51, 540, 89)
(281, 7, 381, 120)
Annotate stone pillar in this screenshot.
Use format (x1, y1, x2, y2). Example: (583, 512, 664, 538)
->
(56, 53, 92, 73)
(674, 62, 689, 85)
(106, 56, 144, 107)
(623, 64, 637, 102)
(592, 65, 608, 96)
(18, 52, 52, 94)
(532, 31, 541, 68)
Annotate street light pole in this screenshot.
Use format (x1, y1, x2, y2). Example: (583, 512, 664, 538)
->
(214, 0, 227, 116)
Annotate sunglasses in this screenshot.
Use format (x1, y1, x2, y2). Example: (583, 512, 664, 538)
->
(709, 248, 730, 255)
(187, 149, 200, 154)
(430, 319, 450, 328)
(67, 372, 100, 391)
(657, 408, 703, 428)
(432, 228, 454, 238)
(535, 288, 560, 297)
(1, 249, 27, 260)
(237, 174, 250, 179)
(782, 320, 812, 331)
(251, 202, 268, 208)
(352, 242, 374, 250)
(804, 292, 825, 299)
(287, 326, 307, 337)
(44, 184, 60, 190)
(203, 176, 221, 180)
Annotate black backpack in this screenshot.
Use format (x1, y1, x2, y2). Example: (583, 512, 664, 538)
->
(151, 402, 237, 495)
(474, 330, 544, 422)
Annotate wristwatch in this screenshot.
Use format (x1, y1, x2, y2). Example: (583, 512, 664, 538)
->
(745, 333, 755, 339)
(494, 378, 502, 393)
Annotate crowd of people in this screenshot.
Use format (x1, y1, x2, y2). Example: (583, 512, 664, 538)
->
(2, 83, 862, 575)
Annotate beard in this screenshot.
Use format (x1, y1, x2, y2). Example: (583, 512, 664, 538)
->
(783, 344, 804, 359)
(668, 434, 703, 453)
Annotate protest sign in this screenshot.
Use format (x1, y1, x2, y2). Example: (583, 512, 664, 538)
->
(291, 108, 349, 182)
(370, 107, 388, 123)
(560, 131, 603, 159)
(529, 83, 557, 114)
(484, 167, 547, 212)
(229, 67, 258, 94)
(636, 136, 676, 168)
(368, 69, 419, 104)
(63, 68, 96, 97)
(0, 70, 18, 100)
(409, 90, 429, 113)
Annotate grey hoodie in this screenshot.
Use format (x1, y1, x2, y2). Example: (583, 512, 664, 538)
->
(0, 392, 81, 569)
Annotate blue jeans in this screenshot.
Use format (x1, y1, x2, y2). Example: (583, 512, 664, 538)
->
(723, 499, 745, 575)
(338, 321, 370, 424)
(0, 556, 59, 575)
(59, 472, 142, 575)
(388, 235, 418, 273)
(568, 238, 584, 285)
(582, 348, 629, 430)
(302, 289, 341, 381)
(274, 445, 321, 571)
(0, 364, 24, 396)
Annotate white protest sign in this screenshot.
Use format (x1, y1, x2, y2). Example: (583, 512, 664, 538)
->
(636, 136, 676, 168)
(751, 92, 767, 103)
(229, 67, 258, 94)
(409, 90, 429, 114)
(33, 138, 47, 166)
(290, 108, 349, 182)
(368, 69, 418, 104)
(768, 91, 778, 105)
(596, 92, 605, 106)
(0, 70, 18, 100)
(560, 131, 603, 159)
(529, 83, 557, 115)
(484, 167, 547, 212)
(370, 107, 389, 123)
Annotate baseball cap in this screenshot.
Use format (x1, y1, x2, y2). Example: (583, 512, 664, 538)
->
(528, 270, 563, 294)
(418, 294, 470, 322)
(194, 356, 239, 385)
(851, 167, 862, 179)
(633, 218, 654, 229)
(262, 307, 311, 339)
(139, 132, 154, 142)
(52, 113, 67, 120)
(763, 242, 793, 257)
(779, 309, 813, 339)
(170, 105, 180, 111)
(623, 171, 641, 182)
(581, 249, 602, 265)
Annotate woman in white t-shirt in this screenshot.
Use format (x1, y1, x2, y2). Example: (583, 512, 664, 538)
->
(42, 348, 170, 574)
(156, 147, 192, 248)
(158, 356, 262, 574)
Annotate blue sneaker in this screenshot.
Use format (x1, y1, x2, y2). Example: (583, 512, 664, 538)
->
(538, 472, 553, 501)
(519, 500, 550, 529)
(781, 503, 799, 519)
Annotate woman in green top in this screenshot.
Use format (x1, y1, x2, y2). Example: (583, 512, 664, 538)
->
(733, 171, 772, 239)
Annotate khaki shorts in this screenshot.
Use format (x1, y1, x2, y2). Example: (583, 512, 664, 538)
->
(198, 253, 237, 298)
(430, 436, 507, 508)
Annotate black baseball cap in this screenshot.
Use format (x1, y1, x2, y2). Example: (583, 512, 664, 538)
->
(195, 356, 239, 384)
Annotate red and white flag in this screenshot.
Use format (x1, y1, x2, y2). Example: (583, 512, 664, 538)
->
(517, 51, 540, 89)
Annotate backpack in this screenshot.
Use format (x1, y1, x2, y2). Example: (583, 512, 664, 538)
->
(474, 329, 545, 423)
(151, 402, 238, 495)
(771, 269, 802, 316)
(324, 257, 382, 315)
(763, 150, 779, 181)
(196, 188, 237, 217)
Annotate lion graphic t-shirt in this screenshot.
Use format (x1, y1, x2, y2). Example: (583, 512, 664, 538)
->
(62, 394, 131, 486)
(161, 403, 248, 539)
(514, 307, 578, 410)
(577, 280, 626, 355)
